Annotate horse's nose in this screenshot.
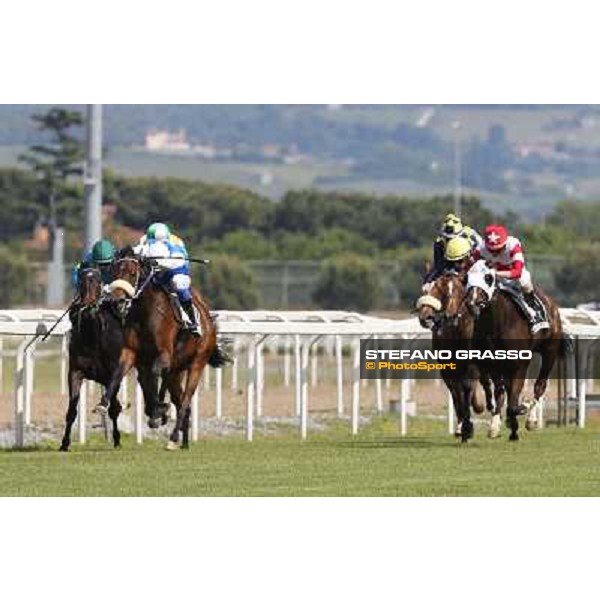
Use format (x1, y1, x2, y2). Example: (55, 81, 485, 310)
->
(419, 315, 434, 330)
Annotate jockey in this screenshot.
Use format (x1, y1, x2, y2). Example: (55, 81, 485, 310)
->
(473, 224, 549, 333)
(424, 213, 482, 288)
(443, 235, 473, 274)
(71, 239, 116, 290)
(133, 223, 200, 336)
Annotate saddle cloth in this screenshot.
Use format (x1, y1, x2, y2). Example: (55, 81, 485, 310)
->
(497, 281, 548, 323)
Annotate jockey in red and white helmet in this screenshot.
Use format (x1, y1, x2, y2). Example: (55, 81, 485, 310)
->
(473, 225, 549, 332)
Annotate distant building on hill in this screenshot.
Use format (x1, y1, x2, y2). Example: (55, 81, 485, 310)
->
(145, 128, 191, 152)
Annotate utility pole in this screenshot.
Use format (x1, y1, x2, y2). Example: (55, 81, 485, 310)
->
(84, 104, 103, 251)
(452, 120, 462, 218)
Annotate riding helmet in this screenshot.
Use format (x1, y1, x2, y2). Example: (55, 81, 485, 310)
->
(91, 239, 116, 265)
(146, 223, 171, 242)
(445, 236, 472, 262)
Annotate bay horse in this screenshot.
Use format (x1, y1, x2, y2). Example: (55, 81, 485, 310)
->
(101, 247, 225, 450)
(465, 261, 565, 441)
(60, 267, 125, 451)
(417, 272, 506, 442)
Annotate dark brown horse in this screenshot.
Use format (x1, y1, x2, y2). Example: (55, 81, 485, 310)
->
(61, 267, 125, 451)
(101, 248, 224, 450)
(465, 261, 565, 441)
(417, 272, 506, 442)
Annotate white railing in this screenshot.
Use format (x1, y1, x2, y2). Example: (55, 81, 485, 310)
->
(1, 308, 597, 448)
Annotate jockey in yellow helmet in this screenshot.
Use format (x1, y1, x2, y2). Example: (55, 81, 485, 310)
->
(423, 213, 482, 289)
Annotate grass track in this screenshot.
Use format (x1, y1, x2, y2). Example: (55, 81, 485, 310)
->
(1, 418, 599, 496)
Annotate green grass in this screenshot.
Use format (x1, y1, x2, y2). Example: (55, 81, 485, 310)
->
(1, 418, 599, 496)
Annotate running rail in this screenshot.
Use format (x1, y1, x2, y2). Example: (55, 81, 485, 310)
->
(0, 308, 597, 447)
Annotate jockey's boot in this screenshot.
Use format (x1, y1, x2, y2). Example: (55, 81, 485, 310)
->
(181, 299, 201, 337)
(523, 292, 550, 334)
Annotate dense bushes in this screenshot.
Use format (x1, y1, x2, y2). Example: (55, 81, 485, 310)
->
(552, 244, 600, 306)
(0, 244, 29, 308)
(8, 165, 600, 310)
(313, 255, 383, 312)
(196, 255, 260, 310)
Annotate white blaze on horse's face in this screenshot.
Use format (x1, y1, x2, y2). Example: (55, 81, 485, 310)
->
(467, 260, 497, 301)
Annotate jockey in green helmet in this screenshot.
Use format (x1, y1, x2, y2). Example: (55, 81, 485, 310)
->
(71, 239, 117, 289)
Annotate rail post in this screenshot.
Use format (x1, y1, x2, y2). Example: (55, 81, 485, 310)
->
(215, 367, 223, 419)
(246, 337, 256, 441)
(24, 340, 37, 426)
(335, 335, 344, 416)
(351, 338, 360, 435)
(283, 337, 291, 387)
(60, 334, 68, 397)
(78, 382, 87, 444)
(256, 338, 265, 417)
(0, 337, 4, 394)
(294, 334, 301, 417)
(191, 386, 199, 442)
(14, 338, 30, 448)
(135, 381, 144, 444)
(447, 390, 454, 435)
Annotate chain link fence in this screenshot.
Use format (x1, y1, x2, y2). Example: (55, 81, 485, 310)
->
(26, 255, 569, 310)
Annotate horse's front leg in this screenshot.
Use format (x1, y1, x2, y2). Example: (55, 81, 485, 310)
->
(458, 378, 475, 443)
(506, 369, 527, 442)
(95, 349, 136, 416)
(167, 365, 203, 451)
(166, 372, 185, 450)
(108, 394, 122, 449)
(60, 368, 84, 452)
(489, 375, 506, 439)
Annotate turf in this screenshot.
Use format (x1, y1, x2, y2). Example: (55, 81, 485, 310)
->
(1, 418, 599, 496)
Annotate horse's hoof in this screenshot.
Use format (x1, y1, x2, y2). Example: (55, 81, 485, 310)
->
(525, 420, 538, 432)
(165, 440, 179, 451)
(59, 445, 69, 452)
(509, 433, 519, 442)
(147, 418, 161, 430)
(488, 429, 501, 439)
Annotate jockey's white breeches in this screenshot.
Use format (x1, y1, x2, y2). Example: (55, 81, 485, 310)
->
(172, 273, 191, 291)
(519, 268, 533, 293)
(504, 268, 533, 294)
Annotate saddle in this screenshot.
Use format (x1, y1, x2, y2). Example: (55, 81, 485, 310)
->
(497, 281, 549, 324)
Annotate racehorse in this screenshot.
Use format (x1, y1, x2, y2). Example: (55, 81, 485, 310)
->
(417, 272, 506, 442)
(60, 267, 125, 451)
(101, 247, 225, 450)
(465, 261, 565, 441)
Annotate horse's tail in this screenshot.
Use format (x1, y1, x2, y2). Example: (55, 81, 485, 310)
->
(208, 343, 233, 368)
(560, 333, 573, 358)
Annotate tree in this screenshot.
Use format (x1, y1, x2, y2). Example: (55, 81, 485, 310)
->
(0, 244, 29, 308)
(553, 243, 600, 306)
(313, 255, 383, 312)
(196, 255, 260, 310)
(19, 108, 84, 256)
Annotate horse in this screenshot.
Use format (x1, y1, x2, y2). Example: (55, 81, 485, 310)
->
(465, 261, 565, 441)
(417, 271, 506, 442)
(100, 247, 225, 450)
(60, 267, 125, 451)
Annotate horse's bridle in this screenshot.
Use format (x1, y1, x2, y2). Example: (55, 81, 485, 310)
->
(111, 255, 161, 319)
(420, 277, 470, 332)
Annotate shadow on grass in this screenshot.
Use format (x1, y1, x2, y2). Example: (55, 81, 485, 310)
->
(336, 437, 462, 450)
